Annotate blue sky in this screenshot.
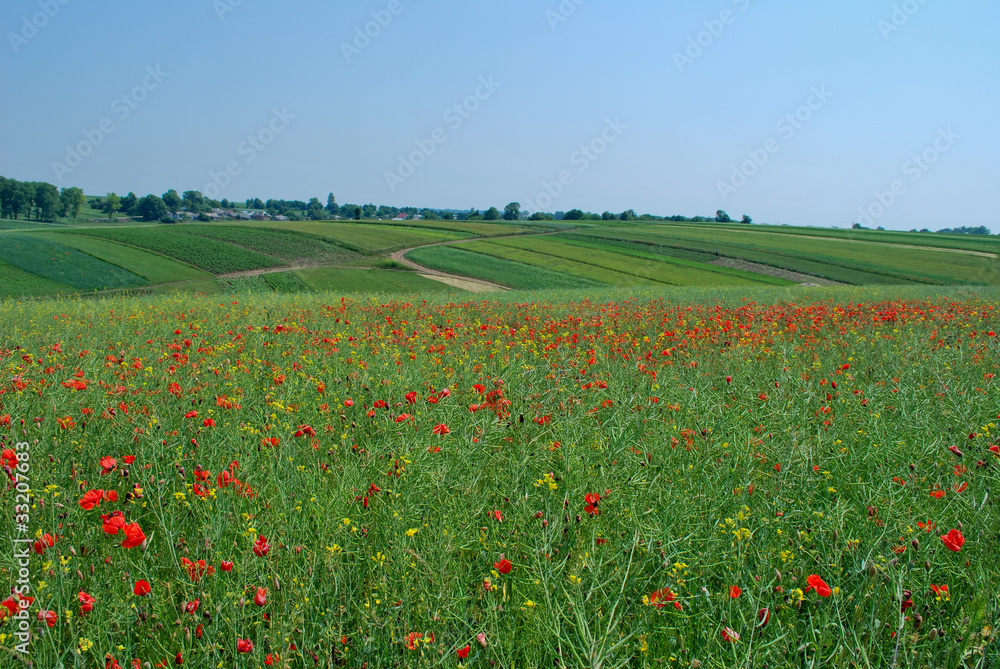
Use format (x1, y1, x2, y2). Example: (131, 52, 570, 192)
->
(1, 0, 997, 230)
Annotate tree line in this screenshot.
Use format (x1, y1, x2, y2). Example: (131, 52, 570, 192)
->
(0, 176, 84, 222)
(2, 174, 759, 227)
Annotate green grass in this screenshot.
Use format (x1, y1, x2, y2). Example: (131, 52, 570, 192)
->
(63, 226, 285, 274)
(493, 236, 773, 287)
(178, 225, 360, 263)
(294, 267, 458, 293)
(0, 259, 72, 297)
(224, 220, 466, 254)
(30, 232, 211, 284)
(406, 245, 601, 290)
(262, 271, 311, 293)
(0, 234, 147, 291)
(579, 224, 999, 285)
(460, 240, 662, 285)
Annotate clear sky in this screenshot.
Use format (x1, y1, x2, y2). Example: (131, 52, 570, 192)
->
(1, 0, 997, 230)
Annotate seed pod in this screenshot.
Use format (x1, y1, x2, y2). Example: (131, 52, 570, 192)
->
(928, 628, 939, 640)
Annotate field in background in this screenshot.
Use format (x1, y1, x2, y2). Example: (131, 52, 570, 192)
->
(1, 218, 999, 299)
(1, 285, 997, 667)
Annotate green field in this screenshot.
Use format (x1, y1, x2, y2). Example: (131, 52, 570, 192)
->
(221, 220, 466, 254)
(0, 234, 147, 291)
(294, 267, 456, 293)
(5, 218, 1000, 299)
(30, 232, 211, 284)
(406, 245, 601, 290)
(63, 226, 285, 274)
(178, 225, 360, 263)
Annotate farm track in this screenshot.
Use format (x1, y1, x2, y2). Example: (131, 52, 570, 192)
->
(388, 227, 576, 291)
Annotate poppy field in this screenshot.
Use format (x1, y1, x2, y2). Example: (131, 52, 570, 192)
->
(1, 287, 999, 668)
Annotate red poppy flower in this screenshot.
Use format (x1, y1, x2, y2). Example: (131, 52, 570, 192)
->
(405, 632, 423, 650)
(584, 492, 601, 515)
(721, 627, 740, 642)
(494, 558, 512, 575)
(123, 455, 135, 464)
(78, 590, 96, 614)
(181, 558, 214, 581)
(203, 418, 215, 427)
(492, 509, 502, 523)
(1, 448, 16, 469)
(432, 423, 450, 435)
(917, 520, 936, 532)
(255, 587, 268, 607)
(804, 574, 832, 597)
(948, 445, 964, 457)
(237, 639, 254, 653)
(100, 456, 117, 474)
(457, 644, 470, 658)
(757, 608, 770, 627)
(38, 609, 57, 627)
(405, 391, 417, 404)
(220, 560, 234, 572)
(729, 585, 742, 599)
(101, 511, 126, 535)
(134, 580, 151, 597)
(395, 413, 412, 423)
(261, 437, 280, 447)
(121, 522, 146, 549)
(34, 533, 56, 554)
(940, 529, 964, 552)
(184, 599, 199, 614)
(253, 535, 271, 557)
(648, 587, 682, 610)
(930, 584, 949, 600)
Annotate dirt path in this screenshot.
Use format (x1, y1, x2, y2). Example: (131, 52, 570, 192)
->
(217, 263, 329, 280)
(388, 226, 574, 291)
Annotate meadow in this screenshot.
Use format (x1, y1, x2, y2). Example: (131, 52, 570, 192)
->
(0, 285, 997, 668)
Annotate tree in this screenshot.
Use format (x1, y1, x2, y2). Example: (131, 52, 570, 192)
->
(252, 198, 265, 210)
(162, 190, 182, 212)
(741, 215, 752, 225)
(352, 206, 362, 220)
(60, 187, 85, 219)
(503, 202, 521, 221)
(33, 182, 60, 222)
(105, 193, 122, 219)
(466, 208, 480, 220)
(307, 197, 324, 220)
(529, 212, 554, 221)
(563, 209, 585, 221)
(619, 209, 637, 221)
(483, 206, 500, 221)
(137, 194, 168, 221)
(121, 192, 138, 215)
(325, 193, 339, 216)
(601, 211, 615, 221)
(182, 190, 206, 212)
(220, 198, 230, 209)
(716, 210, 731, 223)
